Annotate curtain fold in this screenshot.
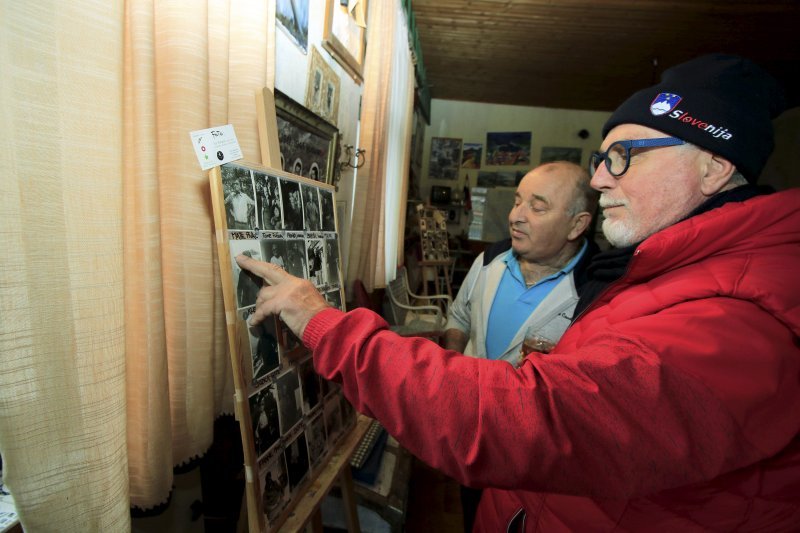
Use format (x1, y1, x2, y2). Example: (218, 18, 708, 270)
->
(383, 2, 415, 282)
(346, 0, 414, 291)
(1, 0, 276, 527)
(1, 2, 130, 530)
(125, 0, 271, 508)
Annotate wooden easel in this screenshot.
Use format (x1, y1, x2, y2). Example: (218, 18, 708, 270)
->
(416, 205, 453, 300)
(210, 160, 370, 532)
(419, 259, 453, 299)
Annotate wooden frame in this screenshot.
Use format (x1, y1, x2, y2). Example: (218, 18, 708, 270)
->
(305, 46, 341, 126)
(274, 89, 340, 186)
(209, 160, 359, 532)
(322, 0, 368, 83)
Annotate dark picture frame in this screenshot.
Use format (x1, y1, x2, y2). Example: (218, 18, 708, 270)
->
(274, 89, 340, 186)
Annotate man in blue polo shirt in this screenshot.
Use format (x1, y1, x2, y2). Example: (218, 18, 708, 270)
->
(444, 161, 599, 533)
(444, 161, 598, 362)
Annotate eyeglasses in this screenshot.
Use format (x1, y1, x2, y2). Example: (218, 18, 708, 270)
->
(589, 137, 686, 177)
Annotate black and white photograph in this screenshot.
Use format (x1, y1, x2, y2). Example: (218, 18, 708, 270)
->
(260, 239, 287, 271)
(304, 46, 341, 126)
(320, 375, 333, 399)
(276, 368, 303, 435)
(310, 68, 323, 109)
(275, 0, 309, 53)
(309, 163, 321, 182)
(305, 239, 325, 286)
(284, 431, 310, 492)
(275, 89, 340, 185)
(298, 357, 322, 413)
(319, 189, 335, 231)
(228, 240, 263, 309)
(250, 384, 280, 457)
(279, 178, 303, 231)
(276, 114, 331, 183)
(255, 172, 282, 230)
(284, 239, 307, 279)
(259, 453, 289, 523)
(324, 238, 340, 288)
(277, 320, 306, 360)
(301, 184, 321, 231)
(324, 289, 342, 310)
(305, 413, 327, 468)
(323, 395, 343, 443)
(248, 318, 280, 385)
(339, 394, 356, 429)
(222, 164, 256, 230)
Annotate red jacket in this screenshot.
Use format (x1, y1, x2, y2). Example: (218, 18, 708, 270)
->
(304, 189, 800, 531)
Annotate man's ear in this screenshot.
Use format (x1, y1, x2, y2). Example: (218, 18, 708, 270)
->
(568, 211, 592, 241)
(700, 153, 736, 196)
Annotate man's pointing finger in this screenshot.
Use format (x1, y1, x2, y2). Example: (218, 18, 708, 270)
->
(235, 254, 287, 285)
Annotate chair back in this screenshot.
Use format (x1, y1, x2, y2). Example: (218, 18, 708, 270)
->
(385, 271, 410, 325)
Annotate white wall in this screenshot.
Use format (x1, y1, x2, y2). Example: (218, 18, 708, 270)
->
(421, 98, 611, 235)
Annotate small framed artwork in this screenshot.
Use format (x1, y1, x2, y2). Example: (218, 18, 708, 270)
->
(486, 132, 531, 166)
(540, 146, 582, 165)
(461, 142, 483, 169)
(305, 46, 341, 126)
(428, 137, 462, 180)
(274, 89, 340, 185)
(322, 0, 368, 83)
(276, 0, 309, 53)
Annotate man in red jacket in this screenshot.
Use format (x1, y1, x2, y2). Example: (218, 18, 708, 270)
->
(237, 54, 800, 531)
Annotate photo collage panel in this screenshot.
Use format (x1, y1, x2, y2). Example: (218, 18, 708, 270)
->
(218, 162, 356, 530)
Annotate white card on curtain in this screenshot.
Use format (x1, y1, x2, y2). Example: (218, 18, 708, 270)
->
(189, 124, 243, 170)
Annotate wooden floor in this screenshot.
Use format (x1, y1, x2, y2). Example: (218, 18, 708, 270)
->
(404, 457, 465, 533)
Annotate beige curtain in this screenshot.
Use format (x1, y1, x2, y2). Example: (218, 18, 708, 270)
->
(1, 0, 275, 529)
(346, 0, 415, 291)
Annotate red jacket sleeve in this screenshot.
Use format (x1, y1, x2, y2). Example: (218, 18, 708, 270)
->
(303, 303, 798, 499)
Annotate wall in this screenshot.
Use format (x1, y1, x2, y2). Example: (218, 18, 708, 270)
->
(274, 4, 364, 274)
(760, 106, 800, 190)
(420, 99, 611, 236)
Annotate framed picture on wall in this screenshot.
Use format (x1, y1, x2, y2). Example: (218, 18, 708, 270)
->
(486, 131, 531, 166)
(461, 142, 483, 169)
(305, 46, 341, 126)
(274, 89, 340, 186)
(276, 0, 309, 53)
(428, 137, 462, 180)
(540, 146, 582, 165)
(322, 0, 368, 83)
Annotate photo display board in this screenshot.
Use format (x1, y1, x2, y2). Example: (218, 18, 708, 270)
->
(209, 161, 356, 532)
(417, 205, 450, 261)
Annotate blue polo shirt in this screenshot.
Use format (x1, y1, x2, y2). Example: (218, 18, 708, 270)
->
(485, 241, 587, 359)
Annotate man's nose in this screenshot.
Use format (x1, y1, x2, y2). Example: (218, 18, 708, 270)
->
(590, 163, 616, 191)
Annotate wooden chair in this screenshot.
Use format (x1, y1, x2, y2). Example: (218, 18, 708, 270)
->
(384, 266, 451, 341)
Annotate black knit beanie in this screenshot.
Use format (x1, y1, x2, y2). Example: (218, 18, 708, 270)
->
(602, 54, 786, 182)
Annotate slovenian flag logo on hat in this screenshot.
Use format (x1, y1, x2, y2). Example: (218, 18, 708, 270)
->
(650, 93, 682, 116)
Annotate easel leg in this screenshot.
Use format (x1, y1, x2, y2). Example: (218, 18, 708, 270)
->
(338, 467, 361, 532)
(311, 508, 324, 533)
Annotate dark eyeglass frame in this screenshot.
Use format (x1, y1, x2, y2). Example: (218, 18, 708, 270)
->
(589, 137, 686, 177)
